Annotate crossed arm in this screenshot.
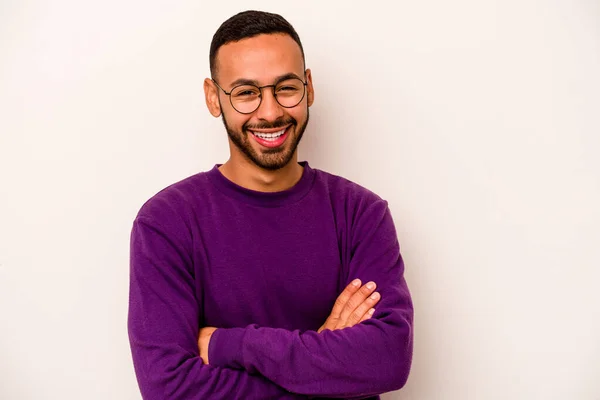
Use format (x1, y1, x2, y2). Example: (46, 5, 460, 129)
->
(128, 200, 413, 399)
(198, 279, 382, 364)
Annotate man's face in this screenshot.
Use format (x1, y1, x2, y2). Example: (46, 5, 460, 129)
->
(206, 34, 314, 171)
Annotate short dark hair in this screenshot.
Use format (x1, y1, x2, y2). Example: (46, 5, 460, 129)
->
(209, 10, 305, 78)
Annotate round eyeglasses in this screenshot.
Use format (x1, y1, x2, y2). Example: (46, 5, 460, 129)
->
(212, 77, 307, 114)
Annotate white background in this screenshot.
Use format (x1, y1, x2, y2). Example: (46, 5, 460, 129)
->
(1, 1, 599, 399)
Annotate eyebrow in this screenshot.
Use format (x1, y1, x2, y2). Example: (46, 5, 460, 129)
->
(228, 72, 304, 88)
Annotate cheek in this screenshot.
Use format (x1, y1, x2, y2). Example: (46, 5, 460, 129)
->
(282, 101, 307, 122)
(289, 107, 307, 125)
(224, 111, 250, 131)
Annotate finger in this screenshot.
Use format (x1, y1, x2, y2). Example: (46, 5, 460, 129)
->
(318, 316, 337, 333)
(347, 291, 380, 326)
(347, 292, 380, 326)
(339, 281, 377, 322)
(330, 279, 362, 318)
(359, 308, 376, 323)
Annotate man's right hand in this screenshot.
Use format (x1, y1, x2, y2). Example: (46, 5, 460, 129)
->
(318, 279, 380, 333)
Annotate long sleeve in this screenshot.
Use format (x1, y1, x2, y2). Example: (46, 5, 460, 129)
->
(208, 199, 414, 398)
(128, 215, 305, 400)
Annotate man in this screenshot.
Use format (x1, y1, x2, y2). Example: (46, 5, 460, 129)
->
(128, 10, 413, 400)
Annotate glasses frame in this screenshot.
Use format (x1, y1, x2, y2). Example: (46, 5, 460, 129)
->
(212, 77, 308, 115)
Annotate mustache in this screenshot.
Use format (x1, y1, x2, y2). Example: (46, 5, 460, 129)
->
(244, 117, 296, 131)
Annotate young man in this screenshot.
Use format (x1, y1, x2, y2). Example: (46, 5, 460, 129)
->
(128, 10, 413, 400)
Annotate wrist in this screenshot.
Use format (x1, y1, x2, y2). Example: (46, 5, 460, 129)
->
(209, 326, 248, 369)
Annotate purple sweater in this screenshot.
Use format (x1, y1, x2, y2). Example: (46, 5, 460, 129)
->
(128, 162, 413, 399)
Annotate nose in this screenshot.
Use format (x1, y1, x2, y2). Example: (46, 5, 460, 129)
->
(255, 86, 284, 121)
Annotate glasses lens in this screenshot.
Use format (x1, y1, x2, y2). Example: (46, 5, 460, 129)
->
(231, 85, 261, 113)
(275, 79, 305, 108)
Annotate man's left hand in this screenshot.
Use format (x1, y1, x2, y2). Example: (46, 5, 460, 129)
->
(198, 327, 217, 364)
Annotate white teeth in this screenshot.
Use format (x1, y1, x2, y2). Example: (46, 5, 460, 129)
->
(252, 128, 286, 140)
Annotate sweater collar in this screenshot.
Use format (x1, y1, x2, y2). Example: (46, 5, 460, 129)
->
(207, 161, 316, 207)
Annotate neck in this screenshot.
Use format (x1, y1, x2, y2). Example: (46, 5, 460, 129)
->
(218, 154, 304, 193)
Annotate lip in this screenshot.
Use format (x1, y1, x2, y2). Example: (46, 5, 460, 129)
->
(248, 124, 292, 134)
(249, 125, 291, 148)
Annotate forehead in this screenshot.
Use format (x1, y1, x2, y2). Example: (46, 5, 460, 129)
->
(215, 33, 304, 85)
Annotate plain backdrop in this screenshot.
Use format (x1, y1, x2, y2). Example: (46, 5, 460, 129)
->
(1, 1, 599, 399)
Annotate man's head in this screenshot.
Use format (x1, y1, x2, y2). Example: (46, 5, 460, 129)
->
(204, 10, 314, 171)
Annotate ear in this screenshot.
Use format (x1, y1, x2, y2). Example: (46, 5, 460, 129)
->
(305, 68, 315, 107)
(204, 78, 222, 117)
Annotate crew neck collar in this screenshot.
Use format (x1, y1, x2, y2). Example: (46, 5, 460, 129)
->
(207, 161, 316, 207)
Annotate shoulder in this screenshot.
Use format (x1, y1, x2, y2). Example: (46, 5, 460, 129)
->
(312, 167, 388, 212)
(311, 166, 397, 245)
(135, 170, 212, 225)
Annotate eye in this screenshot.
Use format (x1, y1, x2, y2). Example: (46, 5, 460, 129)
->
(276, 86, 300, 95)
(232, 86, 260, 98)
(280, 85, 299, 91)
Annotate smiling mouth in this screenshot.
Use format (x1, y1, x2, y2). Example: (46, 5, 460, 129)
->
(249, 127, 287, 141)
(247, 125, 292, 148)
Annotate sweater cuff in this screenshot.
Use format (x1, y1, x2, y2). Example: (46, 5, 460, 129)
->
(208, 326, 246, 369)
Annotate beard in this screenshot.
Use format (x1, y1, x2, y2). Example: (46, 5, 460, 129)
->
(221, 109, 310, 171)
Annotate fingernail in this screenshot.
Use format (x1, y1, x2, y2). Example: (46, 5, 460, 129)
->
(366, 281, 375, 290)
(368, 308, 375, 315)
(352, 279, 361, 287)
(370, 292, 380, 300)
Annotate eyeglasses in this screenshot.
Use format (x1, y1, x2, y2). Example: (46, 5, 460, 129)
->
(212, 77, 307, 114)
